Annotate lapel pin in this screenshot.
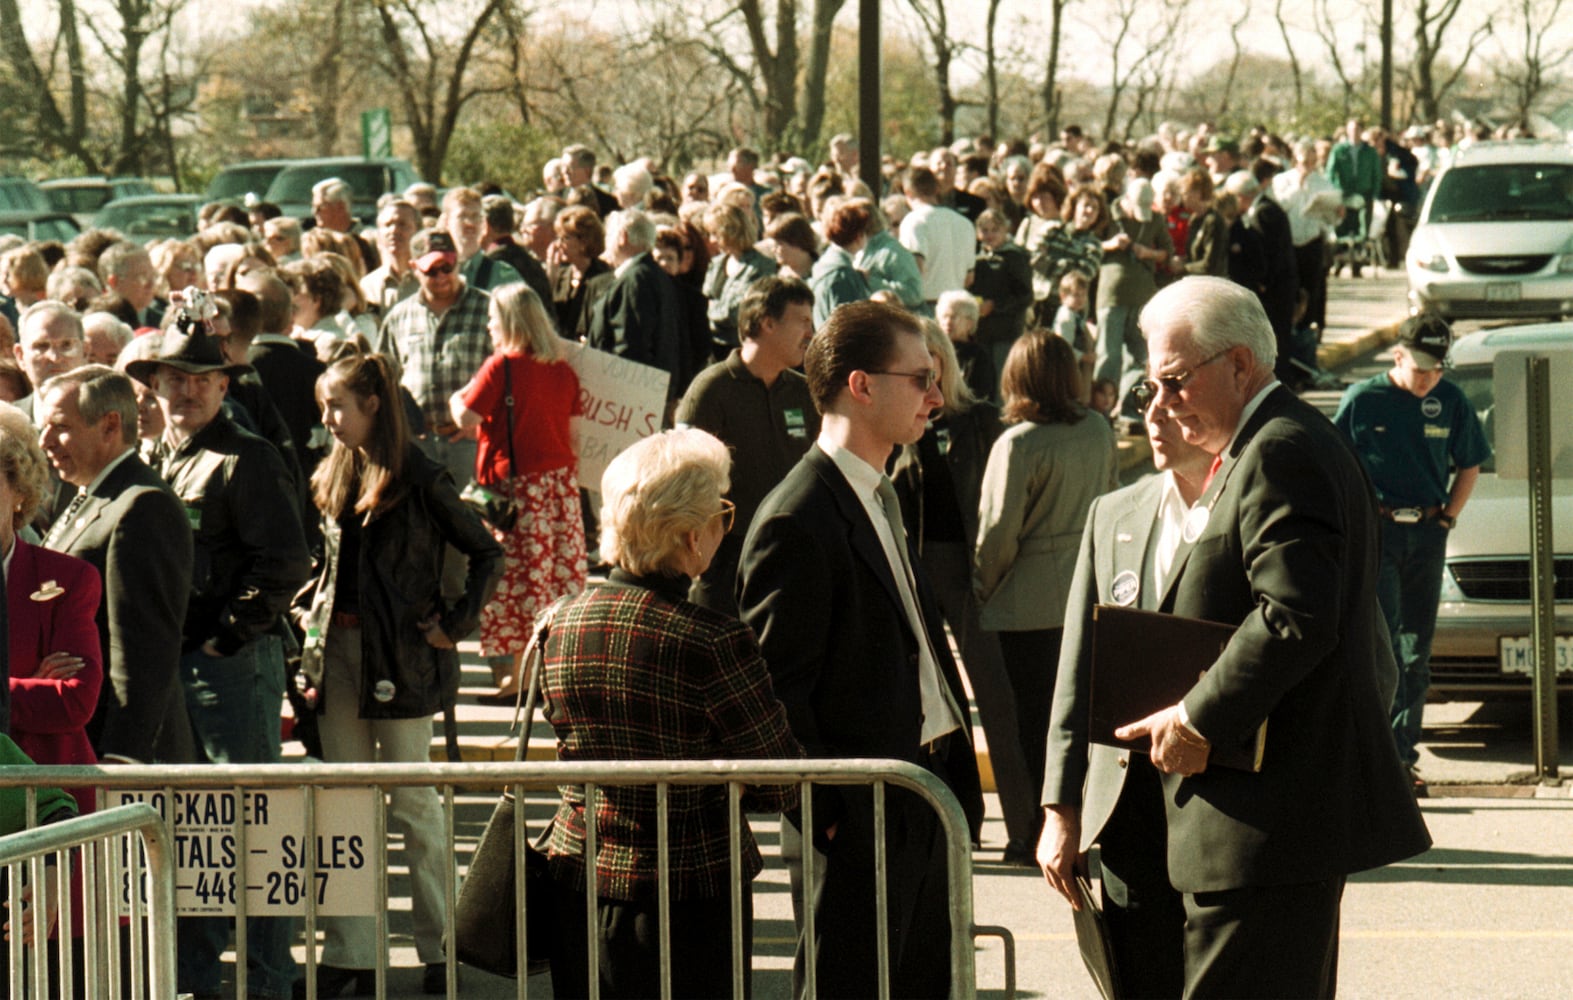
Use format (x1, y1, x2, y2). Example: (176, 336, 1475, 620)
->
(31, 580, 65, 602)
(1110, 570, 1140, 606)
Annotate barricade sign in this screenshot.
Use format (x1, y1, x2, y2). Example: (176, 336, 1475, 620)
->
(112, 787, 379, 917)
(564, 341, 669, 488)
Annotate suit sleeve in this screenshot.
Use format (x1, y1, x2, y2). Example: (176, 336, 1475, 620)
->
(8, 559, 103, 736)
(737, 510, 835, 756)
(1041, 497, 1102, 806)
(1182, 427, 1356, 742)
(97, 491, 193, 761)
(738, 508, 845, 830)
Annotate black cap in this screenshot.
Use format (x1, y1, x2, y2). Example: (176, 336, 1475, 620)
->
(1397, 313, 1451, 370)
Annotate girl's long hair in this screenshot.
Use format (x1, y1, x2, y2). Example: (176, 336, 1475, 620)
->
(310, 352, 409, 518)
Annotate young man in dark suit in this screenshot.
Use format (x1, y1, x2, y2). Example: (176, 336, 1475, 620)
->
(37, 365, 195, 764)
(1048, 276, 1428, 997)
(738, 300, 983, 999)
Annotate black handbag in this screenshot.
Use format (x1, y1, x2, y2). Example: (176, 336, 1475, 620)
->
(451, 605, 559, 977)
(461, 356, 520, 533)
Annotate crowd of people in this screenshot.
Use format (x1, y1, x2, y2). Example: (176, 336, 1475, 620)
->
(0, 112, 1474, 997)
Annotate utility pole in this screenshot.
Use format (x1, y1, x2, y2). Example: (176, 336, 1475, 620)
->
(859, 0, 881, 197)
(1380, 0, 1394, 130)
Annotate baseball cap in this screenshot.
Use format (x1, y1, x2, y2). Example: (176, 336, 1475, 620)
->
(1398, 313, 1451, 370)
(414, 230, 458, 273)
(1204, 136, 1240, 156)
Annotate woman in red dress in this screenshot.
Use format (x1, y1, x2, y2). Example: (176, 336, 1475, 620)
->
(451, 283, 588, 701)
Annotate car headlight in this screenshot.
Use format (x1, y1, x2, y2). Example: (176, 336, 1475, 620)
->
(1558, 253, 1573, 274)
(1420, 255, 1450, 272)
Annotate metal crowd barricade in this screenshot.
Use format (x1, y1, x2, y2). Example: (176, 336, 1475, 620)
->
(0, 802, 178, 999)
(0, 761, 1015, 1000)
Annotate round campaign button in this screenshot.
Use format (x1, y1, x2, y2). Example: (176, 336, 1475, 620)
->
(1110, 570, 1140, 607)
(374, 680, 396, 703)
(1183, 506, 1211, 544)
(1421, 396, 1443, 419)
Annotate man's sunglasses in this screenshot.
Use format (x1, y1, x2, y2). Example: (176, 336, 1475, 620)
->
(1133, 349, 1231, 405)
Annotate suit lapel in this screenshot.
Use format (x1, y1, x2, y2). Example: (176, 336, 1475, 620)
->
(1157, 385, 1296, 610)
(805, 448, 907, 618)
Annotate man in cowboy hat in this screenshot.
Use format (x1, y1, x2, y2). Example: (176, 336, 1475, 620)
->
(126, 302, 312, 1000)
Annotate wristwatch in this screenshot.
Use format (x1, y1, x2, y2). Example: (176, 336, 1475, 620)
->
(1437, 512, 1457, 529)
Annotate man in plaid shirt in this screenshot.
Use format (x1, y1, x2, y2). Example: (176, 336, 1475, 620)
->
(376, 229, 492, 599)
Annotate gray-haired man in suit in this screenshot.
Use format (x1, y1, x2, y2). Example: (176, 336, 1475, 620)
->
(1040, 276, 1426, 997)
(39, 365, 195, 763)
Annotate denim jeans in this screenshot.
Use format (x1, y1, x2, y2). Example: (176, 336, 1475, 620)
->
(1376, 519, 1450, 768)
(178, 633, 298, 998)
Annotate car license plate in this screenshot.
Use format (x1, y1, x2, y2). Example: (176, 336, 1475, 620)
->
(1498, 635, 1573, 674)
(1485, 282, 1521, 302)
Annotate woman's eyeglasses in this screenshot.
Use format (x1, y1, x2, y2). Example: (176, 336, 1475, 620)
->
(713, 498, 737, 534)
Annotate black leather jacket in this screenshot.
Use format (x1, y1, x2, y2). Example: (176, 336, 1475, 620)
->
(156, 410, 312, 655)
(295, 444, 502, 719)
(891, 401, 1004, 555)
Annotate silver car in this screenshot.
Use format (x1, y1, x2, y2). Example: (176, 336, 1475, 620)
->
(1429, 323, 1573, 696)
(1406, 143, 1573, 321)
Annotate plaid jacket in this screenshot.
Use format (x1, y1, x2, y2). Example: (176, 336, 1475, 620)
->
(541, 569, 802, 901)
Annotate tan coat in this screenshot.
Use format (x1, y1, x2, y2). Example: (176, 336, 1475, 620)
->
(973, 412, 1119, 632)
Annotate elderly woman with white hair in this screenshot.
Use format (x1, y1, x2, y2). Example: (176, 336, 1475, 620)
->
(538, 427, 801, 999)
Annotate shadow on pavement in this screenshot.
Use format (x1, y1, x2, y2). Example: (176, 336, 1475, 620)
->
(1352, 845, 1573, 886)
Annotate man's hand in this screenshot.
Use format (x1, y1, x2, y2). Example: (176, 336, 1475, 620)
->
(1037, 805, 1084, 909)
(1115, 704, 1211, 775)
(33, 651, 85, 681)
(417, 616, 455, 650)
(3, 868, 60, 944)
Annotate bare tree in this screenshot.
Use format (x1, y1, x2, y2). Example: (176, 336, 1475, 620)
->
(983, 0, 1004, 139)
(1273, 0, 1305, 114)
(1215, 3, 1253, 120)
(369, 0, 510, 183)
(1090, 0, 1188, 142)
(1489, 0, 1571, 125)
(905, 0, 966, 144)
(798, 0, 847, 154)
(1040, 0, 1074, 138)
(734, 0, 801, 147)
(1409, 0, 1493, 122)
(1311, 0, 1370, 115)
(0, 0, 99, 167)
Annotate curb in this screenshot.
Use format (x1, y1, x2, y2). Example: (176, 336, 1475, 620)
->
(1317, 320, 1403, 371)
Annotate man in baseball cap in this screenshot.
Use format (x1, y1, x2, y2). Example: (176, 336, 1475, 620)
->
(1334, 311, 1489, 793)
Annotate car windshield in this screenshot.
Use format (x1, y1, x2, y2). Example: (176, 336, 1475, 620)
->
(208, 165, 285, 201)
(0, 217, 79, 242)
(1427, 163, 1573, 223)
(96, 202, 196, 241)
(46, 186, 113, 214)
(266, 165, 388, 205)
(0, 180, 49, 212)
(1445, 364, 1497, 474)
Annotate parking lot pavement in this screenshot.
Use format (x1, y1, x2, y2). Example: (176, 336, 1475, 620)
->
(347, 789, 1573, 999)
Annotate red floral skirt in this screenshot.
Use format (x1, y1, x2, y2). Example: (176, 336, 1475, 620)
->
(478, 465, 587, 657)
